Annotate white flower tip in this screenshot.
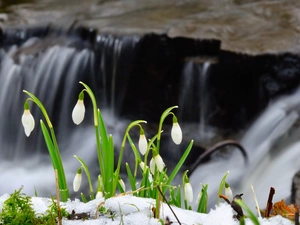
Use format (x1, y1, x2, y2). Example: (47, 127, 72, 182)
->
(154, 154, 165, 172)
(95, 191, 103, 199)
(73, 173, 82, 192)
(171, 122, 182, 145)
(138, 134, 147, 155)
(184, 183, 193, 203)
(21, 110, 35, 137)
(72, 100, 85, 125)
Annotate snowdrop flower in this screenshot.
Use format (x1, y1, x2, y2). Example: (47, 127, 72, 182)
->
(196, 189, 202, 205)
(150, 151, 165, 173)
(73, 167, 82, 192)
(171, 116, 182, 145)
(138, 128, 147, 155)
(72, 92, 85, 125)
(21, 102, 35, 137)
(183, 175, 193, 203)
(119, 178, 126, 192)
(95, 191, 103, 199)
(225, 182, 233, 202)
(139, 161, 153, 183)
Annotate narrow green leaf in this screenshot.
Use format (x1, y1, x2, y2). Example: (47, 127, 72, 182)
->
(197, 184, 208, 213)
(125, 163, 137, 194)
(235, 199, 260, 225)
(164, 140, 194, 193)
(218, 171, 230, 205)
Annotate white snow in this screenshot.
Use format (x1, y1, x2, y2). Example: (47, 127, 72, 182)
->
(0, 194, 295, 225)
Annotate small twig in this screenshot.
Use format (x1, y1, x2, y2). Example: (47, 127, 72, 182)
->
(264, 187, 275, 218)
(157, 186, 181, 225)
(190, 140, 248, 174)
(55, 169, 62, 225)
(251, 184, 261, 218)
(218, 194, 231, 204)
(295, 204, 299, 225)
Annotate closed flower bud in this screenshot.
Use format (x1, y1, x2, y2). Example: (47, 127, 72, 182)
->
(171, 116, 182, 145)
(138, 128, 147, 155)
(184, 182, 194, 203)
(119, 178, 126, 192)
(139, 161, 146, 171)
(95, 191, 103, 199)
(225, 182, 233, 202)
(21, 109, 35, 137)
(139, 161, 153, 183)
(154, 154, 165, 172)
(73, 167, 82, 192)
(150, 151, 165, 173)
(196, 189, 202, 205)
(150, 158, 155, 174)
(72, 100, 85, 125)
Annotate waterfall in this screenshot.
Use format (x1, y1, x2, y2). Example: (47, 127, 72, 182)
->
(0, 32, 140, 197)
(0, 26, 299, 212)
(179, 61, 213, 145)
(190, 87, 300, 209)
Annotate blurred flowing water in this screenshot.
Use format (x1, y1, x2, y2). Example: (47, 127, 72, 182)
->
(190, 88, 300, 209)
(0, 33, 139, 196)
(0, 25, 299, 212)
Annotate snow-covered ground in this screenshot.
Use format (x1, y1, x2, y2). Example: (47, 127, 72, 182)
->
(0, 194, 294, 225)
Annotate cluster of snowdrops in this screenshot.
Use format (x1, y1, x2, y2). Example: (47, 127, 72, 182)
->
(20, 81, 237, 220)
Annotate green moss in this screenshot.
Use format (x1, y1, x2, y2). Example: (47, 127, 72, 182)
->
(0, 188, 69, 225)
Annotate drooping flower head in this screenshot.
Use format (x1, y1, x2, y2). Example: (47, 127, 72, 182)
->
(95, 191, 103, 199)
(150, 149, 165, 173)
(183, 173, 193, 203)
(21, 101, 35, 137)
(139, 161, 153, 183)
(72, 91, 85, 125)
(73, 167, 82, 192)
(171, 115, 182, 145)
(138, 127, 147, 155)
(225, 182, 233, 202)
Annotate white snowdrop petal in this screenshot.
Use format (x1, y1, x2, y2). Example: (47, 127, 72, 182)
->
(119, 179, 126, 192)
(73, 173, 82, 192)
(184, 182, 194, 203)
(95, 191, 103, 199)
(21, 110, 35, 137)
(138, 134, 147, 155)
(154, 154, 165, 172)
(225, 187, 233, 202)
(72, 100, 85, 125)
(149, 158, 155, 174)
(171, 122, 182, 145)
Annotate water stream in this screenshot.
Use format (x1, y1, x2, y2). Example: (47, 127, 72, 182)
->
(0, 29, 299, 212)
(190, 88, 300, 209)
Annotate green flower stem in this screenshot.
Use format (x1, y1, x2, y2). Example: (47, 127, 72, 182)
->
(79, 82, 110, 197)
(74, 155, 94, 199)
(126, 133, 142, 176)
(23, 90, 69, 202)
(79, 82, 98, 126)
(144, 132, 161, 167)
(113, 120, 146, 195)
(156, 106, 178, 153)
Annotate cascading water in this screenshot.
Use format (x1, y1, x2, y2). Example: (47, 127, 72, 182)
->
(0, 31, 140, 197)
(178, 61, 213, 146)
(0, 24, 300, 213)
(190, 87, 300, 209)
